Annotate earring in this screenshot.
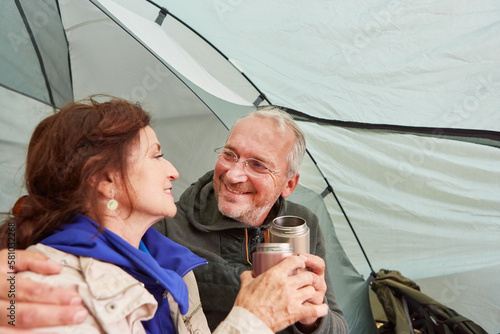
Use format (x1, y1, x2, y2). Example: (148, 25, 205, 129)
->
(107, 197, 118, 211)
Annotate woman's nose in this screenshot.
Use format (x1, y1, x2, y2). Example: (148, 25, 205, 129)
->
(165, 161, 179, 181)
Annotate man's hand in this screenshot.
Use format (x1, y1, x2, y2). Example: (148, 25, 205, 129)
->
(234, 254, 328, 332)
(0, 249, 88, 332)
(296, 253, 328, 331)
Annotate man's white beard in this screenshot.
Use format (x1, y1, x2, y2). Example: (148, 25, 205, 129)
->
(217, 200, 274, 227)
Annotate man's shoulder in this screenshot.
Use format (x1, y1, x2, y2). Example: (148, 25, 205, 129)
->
(153, 214, 189, 237)
(283, 199, 319, 221)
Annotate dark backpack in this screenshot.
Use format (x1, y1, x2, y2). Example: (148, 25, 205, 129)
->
(371, 269, 489, 334)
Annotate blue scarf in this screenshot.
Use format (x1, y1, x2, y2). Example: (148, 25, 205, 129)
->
(41, 214, 207, 333)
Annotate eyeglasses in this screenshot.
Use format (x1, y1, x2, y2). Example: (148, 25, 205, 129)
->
(214, 147, 287, 178)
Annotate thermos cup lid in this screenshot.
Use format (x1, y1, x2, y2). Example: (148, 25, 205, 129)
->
(271, 215, 309, 235)
(270, 215, 310, 254)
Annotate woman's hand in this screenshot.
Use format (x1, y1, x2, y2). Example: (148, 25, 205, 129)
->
(234, 254, 328, 332)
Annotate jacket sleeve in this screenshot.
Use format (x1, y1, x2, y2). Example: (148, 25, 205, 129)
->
(213, 306, 274, 334)
(182, 270, 274, 334)
(290, 209, 349, 334)
(291, 306, 349, 334)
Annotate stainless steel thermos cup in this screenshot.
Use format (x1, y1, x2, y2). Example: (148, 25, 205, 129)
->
(252, 243, 294, 277)
(269, 215, 310, 254)
(252, 216, 310, 276)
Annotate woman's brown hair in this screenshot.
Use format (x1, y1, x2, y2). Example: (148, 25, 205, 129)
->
(0, 96, 151, 249)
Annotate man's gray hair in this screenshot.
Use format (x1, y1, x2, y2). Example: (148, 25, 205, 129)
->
(227, 105, 306, 176)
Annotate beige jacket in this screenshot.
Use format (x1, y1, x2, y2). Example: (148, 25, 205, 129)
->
(22, 244, 273, 334)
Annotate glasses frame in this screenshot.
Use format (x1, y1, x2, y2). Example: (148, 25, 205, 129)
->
(214, 147, 287, 178)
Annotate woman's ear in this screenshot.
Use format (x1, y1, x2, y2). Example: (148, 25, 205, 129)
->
(94, 171, 118, 198)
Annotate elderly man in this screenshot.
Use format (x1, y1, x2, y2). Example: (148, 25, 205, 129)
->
(155, 106, 348, 334)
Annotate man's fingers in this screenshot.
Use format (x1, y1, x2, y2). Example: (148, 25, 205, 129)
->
(285, 268, 326, 307)
(297, 284, 316, 300)
(240, 270, 254, 285)
(0, 249, 85, 330)
(0, 300, 88, 328)
(296, 281, 325, 305)
(0, 275, 82, 305)
(288, 268, 316, 289)
(294, 255, 328, 296)
(298, 302, 328, 327)
(0, 327, 40, 334)
(271, 255, 306, 276)
(299, 253, 325, 276)
(0, 249, 62, 275)
(18, 277, 82, 305)
(13, 251, 62, 275)
(301, 302, 329, 320)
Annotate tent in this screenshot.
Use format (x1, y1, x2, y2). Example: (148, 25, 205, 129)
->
(1, 0, 499, 332)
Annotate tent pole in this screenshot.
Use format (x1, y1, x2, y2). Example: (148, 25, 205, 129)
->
(15, 0, 57, 108)
(306, 149, 376, 276)
(144, 0, 272, 106)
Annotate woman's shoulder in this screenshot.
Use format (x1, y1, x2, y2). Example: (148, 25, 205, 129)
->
(23, 244, 84, 286)
(22, 244, 157, 333)
(24, 243, 154, 299)
(24, 244, 131, 281)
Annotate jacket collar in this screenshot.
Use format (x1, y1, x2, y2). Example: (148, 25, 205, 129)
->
(41, 214, 206, 315)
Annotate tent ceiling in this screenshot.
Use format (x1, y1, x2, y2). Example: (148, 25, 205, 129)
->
(154, 0, 500, 132)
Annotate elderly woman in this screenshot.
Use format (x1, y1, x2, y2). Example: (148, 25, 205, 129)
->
(0, 96, 326, 333)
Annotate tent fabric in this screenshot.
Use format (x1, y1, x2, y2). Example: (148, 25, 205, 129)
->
(161, 0, 500, 131)
(1, 0, 499, 333)
(1, 1, 72, 107)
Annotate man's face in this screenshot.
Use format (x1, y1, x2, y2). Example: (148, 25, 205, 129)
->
(213, 116, 299, 226)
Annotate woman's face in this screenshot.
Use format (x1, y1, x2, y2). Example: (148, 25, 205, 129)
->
(123, 126, 179, 221)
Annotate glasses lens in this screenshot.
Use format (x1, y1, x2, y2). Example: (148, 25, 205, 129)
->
(215, 148, 270, 178)
(217, 149, 236, 167)
(246, 159, 269, 177)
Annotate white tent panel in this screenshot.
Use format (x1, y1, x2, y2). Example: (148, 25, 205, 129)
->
(299, 122, 500, 277)
(160, 0, 500, 131)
